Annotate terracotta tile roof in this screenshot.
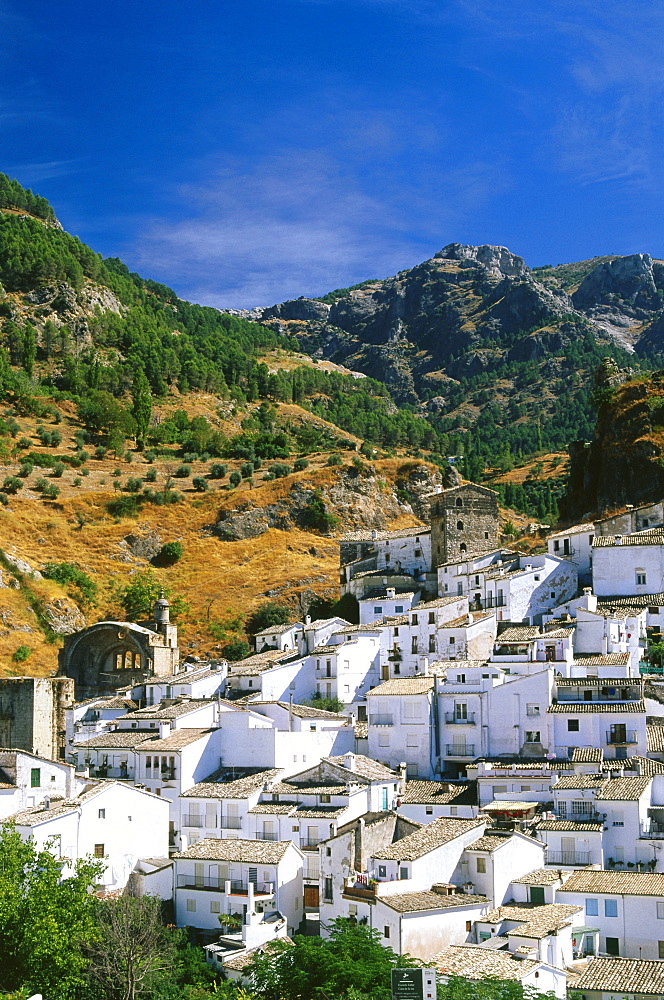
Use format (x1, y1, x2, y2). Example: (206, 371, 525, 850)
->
(597, 594, 664, 610)
(548, 522, 595, 537)
(433, 945, 540, 982)
(559, 869, 664, 896)
(570, 747, 603, 763)
(367, 676, 434, 696)
(647, 724, 664, 752)
(372, 817, 484, 862)
(294, 805, 347, 819)
(557, 674, 638, 685)
(252, 701, 347, 721)
(379, 890, 488, 914)
(571, 652, 631, 665)
(482, 801, 539, 812)
(269, 782, 346, 796)
(465, 835, 514, 852)
(134, 728, 215, 751)
(482, 903, 582, 936)
(248, 803, 297, 815)
(547, 700, 645, 713)
(400, 780, 477, 806)
(254, 622, 302, 637)
(115, 699, 212, 721)
(326, 754, 399, 782)
(596, 775, 652, 801)
(181, 769, 281, 799)
(630, 755, 664, 775)
(76, 731, 158, 749)
(228, 649, 292, 676)
(173, 837, 294, 864)
(416, 596, 469, 610)
(536, 819, 604, 832)
(593, 529, 664, 546)
(341, 525, 429, 542)
(511, 868, 567, 886)
(354, 722, 368, 739)
(573, 956, 664, 995)
(218, 937, 294, 971)
(495, 626, 544, 642)
(554, 774, 607, 790)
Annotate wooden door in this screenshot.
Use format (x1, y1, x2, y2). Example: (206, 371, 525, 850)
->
(304, 884, 319, 909)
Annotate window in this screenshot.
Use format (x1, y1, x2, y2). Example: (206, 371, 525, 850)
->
(530, 886, 545, 905)
(637, 571, 647, 586)
(456, 498, 463, 506)
(457, 521, 464, 531)
(374, 607, 382, 615)
(30, 768, 40, 788)
(450, 806, 458, 816)
(94, 844, 105, 858)
(585, 898, 598, 916)
(395, 605, 403, 614)
(429, 635, 436, 653)
(553, 540, 560, 551)
(450, 636, 456, 645)
(348, 904, 357, 917)
(384, 926, 390, 938)
(411, 614, 418, 625)
(98, 809, 105, 819)
(657, 901, 664, 919)
(399, 867, 408, 880)
(428, 612, 435, 624)
(465, 920, 472, 932)
(525, 731, 540, 743)
(520, 785, 531, 792)
(411, 637, 418, 654)
(378, 733, 390, 747)
(406, 733, 418, 747)
(476, 857, 486, 874)
(659, 941, 664, 960)
(210, 900, 220, 913)
(425, 806, 433, 815)
(378, 866, 387, 878)
(605, 937, 619, 955)
(456, 673, 466, 683)
(605, 899, 618, 917)
(493, 785, 507, 795)
(568, 720, 579, 732)
(186, 899, 196, 913)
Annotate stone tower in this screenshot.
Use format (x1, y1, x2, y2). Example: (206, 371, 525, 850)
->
(430, 483, 499, 569)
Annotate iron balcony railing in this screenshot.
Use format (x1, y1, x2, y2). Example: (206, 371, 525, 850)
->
(606, 731, 638, 745)
(445, 712, 476, 725)
(177, 876, 274, 893)
(546, 850, 591, 866)
(446, 744, 475, 756)
(220, 817, 243, 830)
(256, 831, 279, 841)
(182, 815, 204, 827)
(301, 837, 321, 849)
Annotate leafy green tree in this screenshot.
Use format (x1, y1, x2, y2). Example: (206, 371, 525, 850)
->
(0, 823, 103, 997)
(113, 570, 188, 623)
(246, 918, 416, 1000)
(78, 390, 133, 437)
(246, 602, 291, 635)
(222, 638, 252, 660)
(131, 368, 152, 443)
(157, 541, 183, 565)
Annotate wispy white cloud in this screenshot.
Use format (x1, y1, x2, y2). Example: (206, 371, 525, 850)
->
(132, 145, 505, 309)
(4, 159, 86, 184)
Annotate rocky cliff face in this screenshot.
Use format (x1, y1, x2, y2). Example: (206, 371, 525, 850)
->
(245, 245, 664, 410)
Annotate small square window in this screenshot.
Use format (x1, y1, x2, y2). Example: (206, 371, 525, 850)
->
(568, 720, 579, 732)
(94, 844, 105, 858)
(186, 899, 196, 912)
(586, 898, 598, 916)
(605, 899, 618, 917)
(210, 900, 220, 913)
(378, 865, 387, 878)
(425, 806, 433, 815)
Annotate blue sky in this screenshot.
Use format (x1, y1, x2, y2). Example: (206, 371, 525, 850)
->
(2, 0, 664, 308)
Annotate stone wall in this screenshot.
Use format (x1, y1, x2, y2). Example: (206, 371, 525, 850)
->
(0, 677, 74, 760)
(431, 485, 499, 569)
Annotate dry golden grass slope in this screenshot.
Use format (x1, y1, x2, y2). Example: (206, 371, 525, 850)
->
(0, 392, 425, 679)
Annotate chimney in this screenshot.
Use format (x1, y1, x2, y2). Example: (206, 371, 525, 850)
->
(371, 529, 378, 540)
(386, 587, 396, 599)
(420, 656, 430, 676)
(601, 635, 608, 655)
(305, 615, 311, 626)
(614, 535, 623, 545)
(43, 796, 50, 811)
(467, 614, 473, 626)
(399, 761, 408, 790)
(342, 752, 356, 772)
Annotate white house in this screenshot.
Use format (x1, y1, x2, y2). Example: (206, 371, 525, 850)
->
(556, 869, 664, 960)
(473, 901, 584, 969)
(254, 622, 303, 652)
(6, 779, 169, 890)
(572, 956, 664, 999)
(180, 768, 283, 846)
(173, 837, 304, 936)
(433, 944, 567, 998)
(461, 832, 546, 906)
(592, 529, 664, 598)
(0, 749, 75, 819)
(372, 886, 489, 960)
(397, 779, 479, 824)
(547, 522, 595, 584)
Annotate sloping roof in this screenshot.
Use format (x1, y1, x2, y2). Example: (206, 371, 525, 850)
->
(553, 774, 607, 790)
(254, 622, 302, 637)
(465, 835, 515, 852)
(481, 903, 582, 935)
(573, 957, 664, 996)
(647, 724, 664, 752)
(133, 728, 214, 751)
(115, 699, 212, 721)
(595, 775, 652, 801)
(228, 649, 292, 676)
(341, 526, 429, 542)
(511, 868, 567, 886)
(372, 818, 484, 862)
(559, 869, 664, 896)
(593, 529, 664, 546)
(366, 676, 434, 696)
(547, 700, 645, 713)
(181, 769, 281, 799)
(173, 837, 294, 864)
(400, 780, 477, 806)
(251, 701, 347, 721)
(547, 522, 595, 538)
(76, 731, 158, 749)
(495, 626, 542, 642)
(570, 747, 603, 763)
(536, 819, 603, 832)
(326, 755, 399, 782)
(380, 890, 488, 914)
(556, 674, 638, 685)
(571, 652, 631, 665)
(433, 945, 539, 982)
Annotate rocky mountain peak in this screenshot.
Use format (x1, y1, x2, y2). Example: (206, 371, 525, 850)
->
(434, 242, 529, 278)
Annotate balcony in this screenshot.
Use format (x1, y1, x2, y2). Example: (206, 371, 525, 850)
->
(370, 715, 394, 727)
(560, 813, 601, 824)
(641, 823, 664, 839)
(606, 730, 638, 745)
(256, 831, 279, 842)
(546, 850, 591, 866)
(343, 882, 376, 901)
(446, 744, 475, 757)
(177, 876, 274, 894)
(220, 817, 243, 830)
(388, 652, 403, 662)
(301, 837, 321, 849)
(445, 712, 476, 725)
(182, 815, 204, 828)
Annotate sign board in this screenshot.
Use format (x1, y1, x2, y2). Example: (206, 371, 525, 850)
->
(391, 968, 437, 1000)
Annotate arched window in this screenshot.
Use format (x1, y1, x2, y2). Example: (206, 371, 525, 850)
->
(457, 520, 464, 531)
(460, 543, 467, 553)
(456, 497, 463, 507)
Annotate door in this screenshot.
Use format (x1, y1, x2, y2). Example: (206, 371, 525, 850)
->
(561, 837, 576, 865)
(382, 787, 389, 810)
(606, 937, 620, 956)
(304, 884, 319, 909)
(611, 724, 626, 744)
(529, 886, 545, 905)
(455, 703, 467, 721)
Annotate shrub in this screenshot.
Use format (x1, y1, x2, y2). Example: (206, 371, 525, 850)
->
(262, 472, 275, 481)
(209, 463, 227, 479)
(158, 541, 183, 565)
(37, 428, 62, 447)
(327, 453, 342, 466)
(72, 477, 81, 487)
(182, 452, 199, 463)
(95, 446, 107, 459)
(43, 562, 98, 606)
(107, 495, 140, 517)
(76, 449, 90, 463)
(17, 437, 31, 450)
(302, 488, 339, 532)
(222, 639, 252, 660)
(113, 468, 121, 476)
(81, 467, 90, 476)
(42, 483, 60, 499)
(144, 450, 157, 463)
(125, 477, 143, 493)
(12, 645, 31, 663)
(0, 492, 8, 506)
(35, 477, 48, 492)
(294, 457, 309, 471)
(144, 467, 157, 482)
(229, 471, 241, 487)
(192, 476, 209, 492)
(246, 602, 290, 635)
(268, 462, 291, 478)
(240, 461, 253, 478)
(51, 462, 65, 478)
(174, 464, 191, 478)
(2, 476, 22, 494)
(18, 463, 33, 478)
